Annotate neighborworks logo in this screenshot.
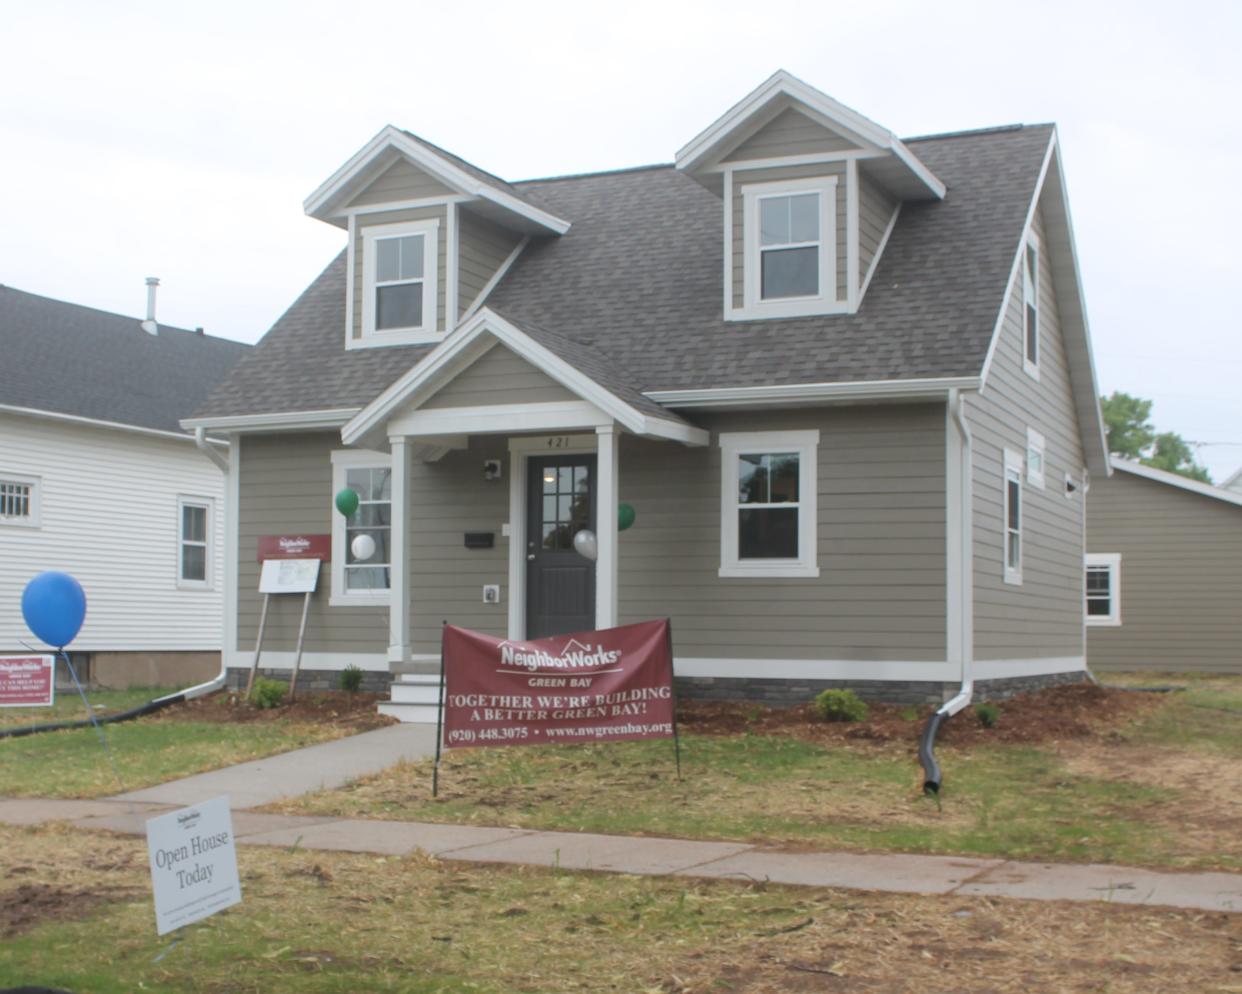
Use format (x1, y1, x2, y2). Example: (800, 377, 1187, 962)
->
(278, 537, 312, 555)
(500, 637, 622, 671)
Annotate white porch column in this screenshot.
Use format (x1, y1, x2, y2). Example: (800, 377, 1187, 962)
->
(387, 437, 411, 663)
(595, 424, 619, 629)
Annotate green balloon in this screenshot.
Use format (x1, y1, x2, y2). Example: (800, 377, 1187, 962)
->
(334, 488, 360, 518)
(618, 503, 636, 532)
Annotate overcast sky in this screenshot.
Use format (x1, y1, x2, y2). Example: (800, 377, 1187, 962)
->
(3, 0, 1239, 478)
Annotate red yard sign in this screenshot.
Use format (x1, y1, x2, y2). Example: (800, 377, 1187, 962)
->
(0, 655, 55, 707)
(441, 621, 675, 749)
(255, 534, 331, 562)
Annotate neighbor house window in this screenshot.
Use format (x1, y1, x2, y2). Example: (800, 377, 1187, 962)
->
(741, 176, 837, 319)
(177, 497, 212, 588)
(1003, 448, 1023, 584)
(1026, 427, 1046, 490)
(1085, 553, 1121, 626)
(0, 474, 40, 527)
(1022, 233, 1040, 377)
(330, 450, 392, 605)
(719, 430, 819, 578)
(360, 218, 439, 345)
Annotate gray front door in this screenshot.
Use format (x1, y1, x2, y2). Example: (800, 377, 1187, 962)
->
(526, 454, 596, 639)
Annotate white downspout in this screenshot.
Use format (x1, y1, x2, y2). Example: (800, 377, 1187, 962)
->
(194, 426, 230, 472)
(939, 387, 974, 716)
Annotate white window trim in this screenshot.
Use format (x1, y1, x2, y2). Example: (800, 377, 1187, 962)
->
(359, 218, 440, 346)
(330, 449, 392, 607)
(1022, 230, 1040, 380)
(738, 176, 840, 320)
(176, 496, 213, 590)
(1085, 552, 1121, 627)
(719, 430, 820, 578)
(1026, 427, 1046, 490)
(0, 472, 41, 528)
(1003, 447, 1023, 585)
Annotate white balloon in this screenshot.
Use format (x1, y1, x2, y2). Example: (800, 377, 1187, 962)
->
(351, 533, 377, 561)
(572, 529, 598, 561)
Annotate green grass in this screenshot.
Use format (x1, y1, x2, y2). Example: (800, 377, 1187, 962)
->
(0, 686, 160, 728)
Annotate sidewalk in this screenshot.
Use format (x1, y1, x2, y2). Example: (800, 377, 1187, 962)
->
(2, 725, 1240, 915)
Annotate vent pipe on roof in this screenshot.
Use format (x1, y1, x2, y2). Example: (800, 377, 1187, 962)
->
(141, 276, 159, 335)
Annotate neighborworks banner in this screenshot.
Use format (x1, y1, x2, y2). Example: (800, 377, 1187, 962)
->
(442, 620, 674, 749)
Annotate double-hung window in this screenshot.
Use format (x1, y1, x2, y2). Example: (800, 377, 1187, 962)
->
(741, 177, 837, 318)
(719, 431, 819, 578)
(361, 218, 439, 345)
(330, 450, 392, 605)
(1022, 232, 1040, 378)
(1003, 448, 1023, 584)
(0, 474, 40, 527)
(177, 497, 212, 588)
(1085, 553, 1121, 626)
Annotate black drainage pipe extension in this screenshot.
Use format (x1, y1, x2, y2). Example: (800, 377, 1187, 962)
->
(918, 709, 947, 794)
(0, 692, 186, 740)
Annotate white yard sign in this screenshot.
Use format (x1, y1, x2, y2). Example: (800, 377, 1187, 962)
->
(259, 557, 320, 594)
(146, 795, 242, 935)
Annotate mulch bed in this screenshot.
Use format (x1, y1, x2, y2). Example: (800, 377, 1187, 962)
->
(145, 689, 396, 732)
(676, 682, 1157, 748)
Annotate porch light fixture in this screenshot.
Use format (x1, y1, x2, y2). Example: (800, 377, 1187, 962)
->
(543, 471, 557, 484)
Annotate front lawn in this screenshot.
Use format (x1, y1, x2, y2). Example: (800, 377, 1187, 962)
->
(0, 688, 393, 799)
(269, 678, 1242, 871)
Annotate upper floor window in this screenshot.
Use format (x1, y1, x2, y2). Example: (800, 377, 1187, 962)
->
(1022, 233, 1040, 378)
(1085, 553, 1121, 626)
(719, 430, 820, 578)
(178, 497, 212, 588)
(361, 218, 439, 345)
(1026, 427, 1046, 490)
(1003, 448, 1023, 585)
(0, 474, 40, 528)
(741, 176, 837, 319)
(330, 450, 392, 606)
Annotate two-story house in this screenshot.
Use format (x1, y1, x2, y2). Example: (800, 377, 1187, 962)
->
(186, 71, 1108, 717)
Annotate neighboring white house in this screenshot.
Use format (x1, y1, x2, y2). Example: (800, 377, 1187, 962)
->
(1222, 466, 1242, 495)
(0, 283, 249, 686)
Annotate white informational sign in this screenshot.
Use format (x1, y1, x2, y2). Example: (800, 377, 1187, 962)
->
(146, 795, 242, 936)
(259, 558, 321, 594)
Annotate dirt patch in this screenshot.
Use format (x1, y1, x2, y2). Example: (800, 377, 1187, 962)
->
(145, 689, 396, 732)
(677, 683, 1156, 748)
(1, 881, 143, 938)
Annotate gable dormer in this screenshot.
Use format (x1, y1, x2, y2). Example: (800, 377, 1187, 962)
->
(676, 71, 944, 321)
(304, 127, 568, 350)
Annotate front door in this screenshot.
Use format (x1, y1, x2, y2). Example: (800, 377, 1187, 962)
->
(526, 454, 596, 639)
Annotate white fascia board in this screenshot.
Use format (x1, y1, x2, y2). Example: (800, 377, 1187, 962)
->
(1110, 457, 1242, 508)
(645, 376, 980, 409)
(305, 125, 570, 235)
(342, 308, 680, 445)
(181, 408, 360, 432)
(1, 403, 216, 444)
(676, 70, 945, 199)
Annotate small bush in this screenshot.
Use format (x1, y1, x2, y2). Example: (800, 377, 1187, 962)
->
(251, 678, 286, 710)
(814, 688, 869, 723)
(975, 701, 999, 728)
(338, 665, 365, 693)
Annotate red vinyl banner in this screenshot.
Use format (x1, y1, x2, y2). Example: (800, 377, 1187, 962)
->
(256, 534, 331, 562)
(442, 620, 674, 749)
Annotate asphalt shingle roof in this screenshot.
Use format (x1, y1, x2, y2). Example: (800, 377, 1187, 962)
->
(0, 286, 249, 433)
(192, 124, 1052, 421)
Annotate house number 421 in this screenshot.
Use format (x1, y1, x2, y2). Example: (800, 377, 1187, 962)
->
(546, 436, 571, 449)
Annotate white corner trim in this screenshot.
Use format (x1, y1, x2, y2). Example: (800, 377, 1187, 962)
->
(182, 408, 361, 432)
(445, 202, 459, 331)
(0, 403, 213, 444)
(1110, 456, 1242, 507)
(460, 236, 529, 323)
(722, 169, 733, 317)
(846, 159, 859, 310)
(645, 376, 980, 408)
(343, 212, 356, 348)
(224, 440, 240, 657)
(859, 202, 901, 302)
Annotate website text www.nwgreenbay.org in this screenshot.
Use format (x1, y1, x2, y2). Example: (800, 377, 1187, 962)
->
(544, 722, 673, 740)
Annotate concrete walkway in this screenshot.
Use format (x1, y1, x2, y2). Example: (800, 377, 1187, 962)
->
(3, 725, 1241, 915)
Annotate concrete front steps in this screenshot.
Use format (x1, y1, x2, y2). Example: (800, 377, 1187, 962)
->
(377, 671, 442, 724)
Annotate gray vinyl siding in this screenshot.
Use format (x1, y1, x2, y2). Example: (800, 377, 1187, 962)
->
(409, 436, 511, 651)
(346, 158, 454, 207)
(458, 209, 523, 318)
(731, 161, 848, 308)
(1087, 472, 1242, 673)
(421, 345, 575, 409)
(967, 200, 1086, 663)
(618, 405, 946, 661)
(352, 205, 448, 338)
(858, 169, 898, 287)
(236, 432, 387, 654)
(723, 108, 858, 162)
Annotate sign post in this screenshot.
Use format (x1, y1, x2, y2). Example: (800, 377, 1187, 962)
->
(246, 535, 329, 701)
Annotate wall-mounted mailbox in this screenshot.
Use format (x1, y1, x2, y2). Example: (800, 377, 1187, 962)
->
(464, 532, 495, 550)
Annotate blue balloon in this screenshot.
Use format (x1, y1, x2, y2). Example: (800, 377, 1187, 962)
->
(21, 572, 87, 648)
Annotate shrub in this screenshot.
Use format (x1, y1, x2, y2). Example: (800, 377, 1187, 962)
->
(814, 688, 869, 723)
(338, 664, 365, 693)
(251, 677, 286, 710)
(975, 701, 999, 729)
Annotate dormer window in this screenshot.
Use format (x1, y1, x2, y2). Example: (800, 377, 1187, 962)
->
(742, 176, 837, 319)
(361, 218, 439, 344)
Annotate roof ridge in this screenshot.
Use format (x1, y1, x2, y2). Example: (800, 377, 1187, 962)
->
(904, 123, 1047, 143)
